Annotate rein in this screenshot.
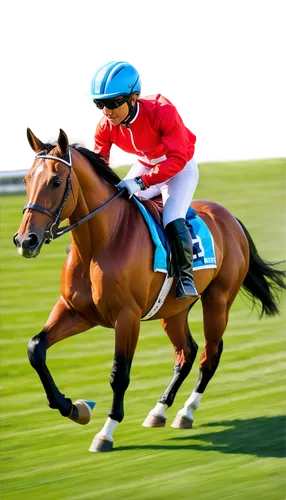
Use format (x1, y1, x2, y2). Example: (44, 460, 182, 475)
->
(23, 149, 125, 242)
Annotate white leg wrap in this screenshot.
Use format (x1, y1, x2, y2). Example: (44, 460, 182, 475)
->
(150, 402, 168, 420)
(95, 417, 119, 443)
(178, 391, 202, 420)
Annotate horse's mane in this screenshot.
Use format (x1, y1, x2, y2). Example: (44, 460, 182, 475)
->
(44, 143, 122, 186)
(72, 145, 122, 186)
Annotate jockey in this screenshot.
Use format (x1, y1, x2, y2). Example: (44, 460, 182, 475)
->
(90, 60, 199, 299)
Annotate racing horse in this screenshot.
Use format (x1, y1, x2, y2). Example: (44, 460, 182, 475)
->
(13, 129, 285, 452)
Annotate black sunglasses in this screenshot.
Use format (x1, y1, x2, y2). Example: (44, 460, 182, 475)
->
(93, 95, 130, 110)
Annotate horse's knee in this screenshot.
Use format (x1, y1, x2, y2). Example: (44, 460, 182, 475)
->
(195, 339, 223, 393)
(174, 332, 198, 367)
(187, 335, 198, 365)
(200, 339, 223, 371)
(27, 333, 47, 368)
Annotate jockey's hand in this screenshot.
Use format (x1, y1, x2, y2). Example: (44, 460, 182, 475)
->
(116, 177, 146, 198)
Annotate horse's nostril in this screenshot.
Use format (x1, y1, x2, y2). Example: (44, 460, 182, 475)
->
(28, 233, 39, 248)
(21, 233, 39, 250)
(13, 233, 20, 247)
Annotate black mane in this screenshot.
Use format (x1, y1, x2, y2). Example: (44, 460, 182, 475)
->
(71, 145, 122, 186)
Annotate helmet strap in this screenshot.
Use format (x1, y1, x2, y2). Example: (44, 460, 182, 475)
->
(121, 98, 138, 128)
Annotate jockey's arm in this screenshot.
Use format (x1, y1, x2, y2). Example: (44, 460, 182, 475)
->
(140, 105, 190, 188)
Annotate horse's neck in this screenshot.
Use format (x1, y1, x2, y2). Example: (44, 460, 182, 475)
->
(69, 157, 120, 258)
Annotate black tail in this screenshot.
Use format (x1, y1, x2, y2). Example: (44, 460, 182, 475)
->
(236, 218, 286, 317)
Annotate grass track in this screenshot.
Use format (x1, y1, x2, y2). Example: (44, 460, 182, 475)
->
(0, 158, 285, 500)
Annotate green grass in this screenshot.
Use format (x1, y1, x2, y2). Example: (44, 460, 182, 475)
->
(0, 158, 285, 500)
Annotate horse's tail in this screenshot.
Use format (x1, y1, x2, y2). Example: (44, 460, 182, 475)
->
(236, 218, 286, 317)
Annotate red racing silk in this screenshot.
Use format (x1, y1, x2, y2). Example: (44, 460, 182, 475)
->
(93, 94, 196, 188)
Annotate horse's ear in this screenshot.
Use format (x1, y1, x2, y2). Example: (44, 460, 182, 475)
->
(27, 128, 46, 153)
(57, 129, 69, 155)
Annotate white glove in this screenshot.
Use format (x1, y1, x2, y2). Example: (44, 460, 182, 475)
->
(116, 178, 141, 198)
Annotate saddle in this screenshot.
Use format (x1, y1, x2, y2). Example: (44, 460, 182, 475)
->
(140, 196, 164, 225)
(133, 195, 217, 274)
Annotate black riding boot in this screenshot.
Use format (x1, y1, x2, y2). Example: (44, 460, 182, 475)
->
(165, 218, 199, 299)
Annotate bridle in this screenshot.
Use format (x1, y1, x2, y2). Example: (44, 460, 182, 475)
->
(24, 150, 73, 241)
(23, 149, 125, 242)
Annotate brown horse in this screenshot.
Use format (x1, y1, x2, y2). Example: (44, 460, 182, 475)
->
(13, 129, 285, 452)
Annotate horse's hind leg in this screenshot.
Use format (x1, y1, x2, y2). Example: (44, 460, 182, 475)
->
(171, 283, 236, 428)
(28, 297, 95, 424)
(142, 307, 198, 428)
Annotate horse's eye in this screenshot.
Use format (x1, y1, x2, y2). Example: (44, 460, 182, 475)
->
(23, 178, 26, 185)
(53, 179, 61, 188)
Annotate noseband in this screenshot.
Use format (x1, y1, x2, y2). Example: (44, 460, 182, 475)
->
(23, 149, 125, 242)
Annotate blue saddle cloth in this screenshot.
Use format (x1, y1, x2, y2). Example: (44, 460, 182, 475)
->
(133, 198, 217, 273)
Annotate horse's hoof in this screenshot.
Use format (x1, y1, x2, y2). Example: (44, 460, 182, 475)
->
(170, 414, 193, 429)
(68, 400, 96, 425)
(142, 413, 167, 428)
(89, 438, 113, 452)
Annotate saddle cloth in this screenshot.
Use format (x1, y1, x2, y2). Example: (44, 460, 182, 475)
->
(133, 197, 217, 273)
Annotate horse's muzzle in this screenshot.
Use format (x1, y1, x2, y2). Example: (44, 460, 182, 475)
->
(13, 231, 41, 258)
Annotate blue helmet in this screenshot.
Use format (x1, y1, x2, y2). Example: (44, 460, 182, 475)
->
(90, 61, 141, 100)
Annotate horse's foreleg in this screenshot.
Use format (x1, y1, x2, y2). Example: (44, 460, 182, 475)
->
(89, 307, 141, 452)
(171, 288, 231, 428)
(143, 308, 198, 428)
(28, 297, 95, 422)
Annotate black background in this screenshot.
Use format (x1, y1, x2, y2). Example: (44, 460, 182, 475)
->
(11, 55, 286, 159)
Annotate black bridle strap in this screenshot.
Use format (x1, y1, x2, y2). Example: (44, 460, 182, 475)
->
(23, 150, 72, 220)
(23, 203, 57, 217)
(23, 149, 126, 241)
(52, 188, 125, 240)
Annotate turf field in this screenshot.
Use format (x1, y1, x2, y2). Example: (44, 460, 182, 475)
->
(0, 158, 285, 500)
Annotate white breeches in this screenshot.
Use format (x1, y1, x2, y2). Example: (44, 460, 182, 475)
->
(124, 158, 199, 227)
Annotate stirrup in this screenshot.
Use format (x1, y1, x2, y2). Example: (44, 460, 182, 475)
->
(176, 278, 199, 299)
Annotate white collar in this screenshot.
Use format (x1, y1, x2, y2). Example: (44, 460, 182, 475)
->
(129, 102, 140, 124)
